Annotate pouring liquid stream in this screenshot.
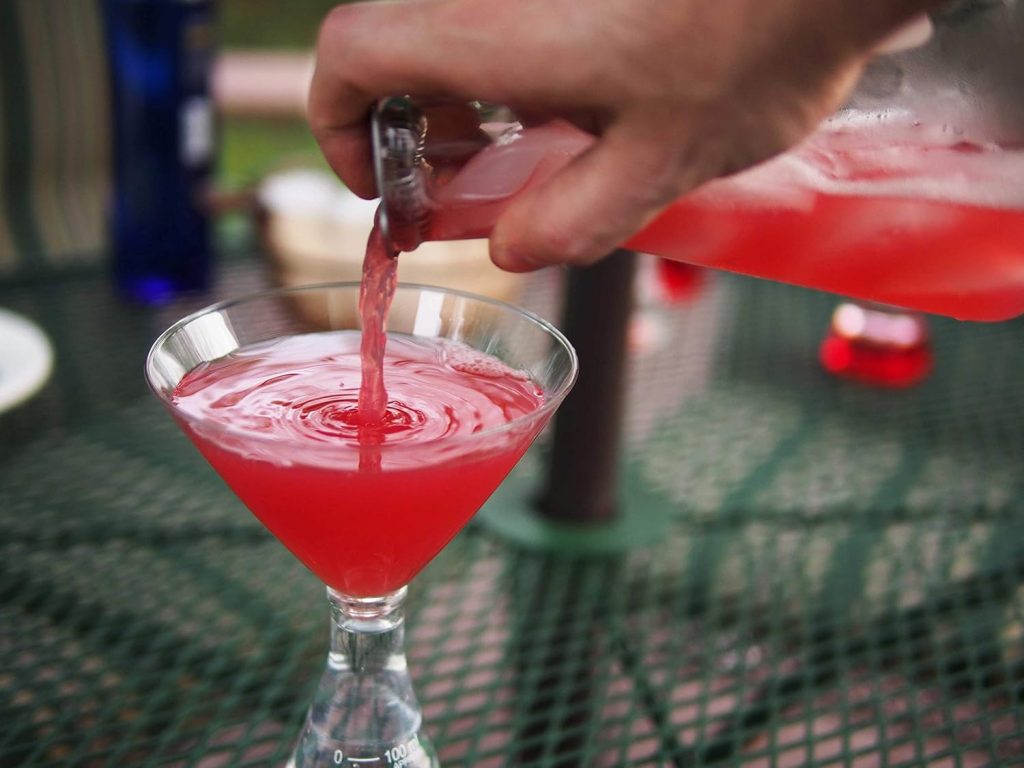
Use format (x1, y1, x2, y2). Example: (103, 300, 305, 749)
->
(356, 222, 399, 471)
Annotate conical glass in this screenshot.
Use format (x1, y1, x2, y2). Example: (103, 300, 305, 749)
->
(145, 282, 578, 767)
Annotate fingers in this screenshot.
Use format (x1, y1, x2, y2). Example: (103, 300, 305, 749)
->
(489, 122, 711, 271)
(308, 0, 518, 197)
(309, 97, 376, 198)
(308, 2, 423, 197)
(872, 12, 932, 54)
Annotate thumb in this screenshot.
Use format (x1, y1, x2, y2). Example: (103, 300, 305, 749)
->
(489, 122, 709, 272)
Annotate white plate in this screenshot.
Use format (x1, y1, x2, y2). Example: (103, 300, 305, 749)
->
(0, 308, 54, 414)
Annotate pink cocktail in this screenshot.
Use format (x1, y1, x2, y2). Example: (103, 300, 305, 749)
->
(171, 332, 546, 596)
(146, 283, 577, 767)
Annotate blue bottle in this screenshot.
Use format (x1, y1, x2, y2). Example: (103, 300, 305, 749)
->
(104, 0, 216, 304)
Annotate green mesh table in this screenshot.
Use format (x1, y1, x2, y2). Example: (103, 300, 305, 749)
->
(2, 257, 1023, 767)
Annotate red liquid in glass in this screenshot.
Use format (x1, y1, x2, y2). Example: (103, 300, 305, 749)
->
(170, 221, 546, 596)
(426, 122, 1024, 321)
(172, 331, 545, 596)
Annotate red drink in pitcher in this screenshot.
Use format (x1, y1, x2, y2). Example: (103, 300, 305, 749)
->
(419, 119, 1024, 322)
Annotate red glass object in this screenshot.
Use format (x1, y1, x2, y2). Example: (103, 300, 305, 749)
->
(656, 259, 706, 303)
(819, 302, 933, 388)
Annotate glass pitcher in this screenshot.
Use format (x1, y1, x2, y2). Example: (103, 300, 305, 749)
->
(371, 0, 1024, 321)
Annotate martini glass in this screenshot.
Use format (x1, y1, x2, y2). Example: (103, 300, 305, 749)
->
(145, 283, 578, 767)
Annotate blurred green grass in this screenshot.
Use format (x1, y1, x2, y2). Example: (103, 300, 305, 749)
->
(220, 118, 327, 190)
(221, 0, 337, 50)
(218, 0, 338, 190)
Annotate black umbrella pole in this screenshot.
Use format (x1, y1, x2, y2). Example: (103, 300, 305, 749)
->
(538, 249, 637, 524)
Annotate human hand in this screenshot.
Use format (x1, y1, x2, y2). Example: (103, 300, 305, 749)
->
(309, 0, 941, 270)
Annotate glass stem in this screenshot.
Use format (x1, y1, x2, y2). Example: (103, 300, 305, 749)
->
(287, 587, 439, 768)
(329, 587, 409, 675)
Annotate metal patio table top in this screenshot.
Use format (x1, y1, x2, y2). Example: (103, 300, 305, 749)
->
(1, 254, 1022, 767)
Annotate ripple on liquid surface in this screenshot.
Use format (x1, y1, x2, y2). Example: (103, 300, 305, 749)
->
(172, 331, 545, 454)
